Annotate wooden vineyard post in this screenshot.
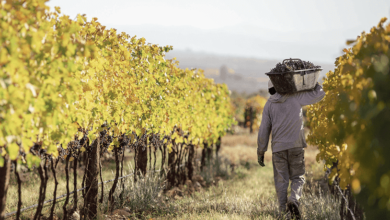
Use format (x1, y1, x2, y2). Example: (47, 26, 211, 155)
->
(0, 155, 10, 220)
(187, 144, 195, 181)
(72, 153, 79, 212)
(201, 142, 214, 172)
(200, 142, 207, 172)
(83, 138, 100, 220)
(167, 140, 176, 188)
(108, 146, 120, 212)
(49, 159, 59, 220)
(215, 137, 221, 158)
(136, 138, 148, 178)
(244, 107, 255, 133)
(215, 136, 222, 172)
(34, 158, 49, 220)
(160, 143, 167, 177)
(177, 143, 187, 185)
(62, 156, 70, 220)
(207, 143, 212, 162)
(250, 107, 255, 133)
(119, 144, 126, 202)
(244, 107, 249, 129)
(14, 161, 22, 220)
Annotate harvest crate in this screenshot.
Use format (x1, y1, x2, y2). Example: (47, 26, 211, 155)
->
(265, 58, 322, 94)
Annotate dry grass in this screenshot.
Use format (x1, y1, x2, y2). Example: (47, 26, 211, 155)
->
(5, 151, 163, 219)
(5, 158, 134, 219)
(220, 132, 321, 170)
(221, 133, 258, 148)
(156, 166, 340, 220)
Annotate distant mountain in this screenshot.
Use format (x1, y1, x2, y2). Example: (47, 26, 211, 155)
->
(110, 24, 354, 64)
(165, 50, 335, 94)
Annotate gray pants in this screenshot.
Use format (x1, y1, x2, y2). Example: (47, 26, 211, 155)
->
(272, 147, 305, 212)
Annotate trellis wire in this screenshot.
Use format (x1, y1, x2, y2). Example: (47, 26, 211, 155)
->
(5, 168, 153, 218)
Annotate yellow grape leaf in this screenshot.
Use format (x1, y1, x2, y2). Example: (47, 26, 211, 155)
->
(22, 138, 33, 152)
(46, 145, 58, 157)
(26, 154, 41, 169)
(130, 133, 135, 144)
(135, 128, 142, 136)
(7, 143, 19, 160)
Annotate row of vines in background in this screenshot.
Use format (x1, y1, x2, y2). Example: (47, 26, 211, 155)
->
(229, 93, 267, 133)
(244, 95, 267, 133)
(0, 0, 235, 219)
(307, 18, 390, 219)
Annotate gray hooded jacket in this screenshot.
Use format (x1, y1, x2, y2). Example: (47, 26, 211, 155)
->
(257, 83, 325, 154)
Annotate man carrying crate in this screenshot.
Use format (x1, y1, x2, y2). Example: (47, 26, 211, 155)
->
(257, 80, 325, 219)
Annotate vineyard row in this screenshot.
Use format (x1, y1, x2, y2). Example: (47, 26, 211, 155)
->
(0, 1, 235, 219)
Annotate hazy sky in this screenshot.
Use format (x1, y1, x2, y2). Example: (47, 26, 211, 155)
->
(47, 0, 390, 63)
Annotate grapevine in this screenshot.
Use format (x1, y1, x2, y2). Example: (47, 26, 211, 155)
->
(0, 0, 235, 218)
(0, 0, 235, 165)
(307, 17, 390, 218)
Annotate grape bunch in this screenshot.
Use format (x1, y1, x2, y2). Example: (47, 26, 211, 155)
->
(270, 59, 321, 73)
(99, 127, 113, 155)
(79, 133, 89, 149)
(149, 133, 165, 149)
(30, 142, 47, 157)
(58, 144, 67, 160)
(29, 142, 56, 168)
(137, 133, 148, 151)
(67, 140, 81, 159)
(116, 133, 131, 155)
(119, 134, 130, 148)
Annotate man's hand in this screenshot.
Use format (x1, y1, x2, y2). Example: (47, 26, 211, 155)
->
(258, 153, 265, 167)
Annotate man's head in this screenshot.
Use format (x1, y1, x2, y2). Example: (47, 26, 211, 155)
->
(268, 80, 276, 95)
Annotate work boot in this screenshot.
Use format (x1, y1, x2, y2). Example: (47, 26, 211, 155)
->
(276, 210, 291, 220)
(287, 201, 301, 220)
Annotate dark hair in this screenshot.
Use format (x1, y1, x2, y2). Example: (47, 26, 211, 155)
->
(268, 87, 276, 95)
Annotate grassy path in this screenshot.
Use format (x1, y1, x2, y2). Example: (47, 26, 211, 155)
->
(158, 162, 340, 219)
(155, 134, 342, 220)
(162, 165, 279, 220)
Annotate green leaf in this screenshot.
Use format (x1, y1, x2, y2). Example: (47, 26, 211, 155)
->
(26, 154, 41, 169)
(7, 143, 19, 160)
(46, 144, 58, 156)
(135, 127, 142, 136)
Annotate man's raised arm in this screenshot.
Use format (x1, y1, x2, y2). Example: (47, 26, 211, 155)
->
(294, 83, 326, 106)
